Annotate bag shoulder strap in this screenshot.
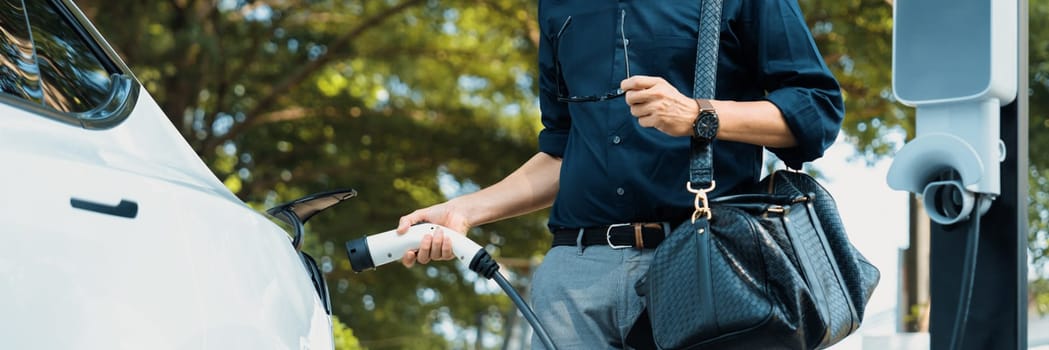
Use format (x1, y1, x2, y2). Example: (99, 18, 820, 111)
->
(687, 0, 722, 221)
(692, 0, 721, 100)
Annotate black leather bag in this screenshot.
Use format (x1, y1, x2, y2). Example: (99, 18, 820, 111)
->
(633, 170, 880, 349)
(627, 0, 880, 348)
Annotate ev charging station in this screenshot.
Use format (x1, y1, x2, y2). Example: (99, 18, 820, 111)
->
(888, 0, 1028, 348)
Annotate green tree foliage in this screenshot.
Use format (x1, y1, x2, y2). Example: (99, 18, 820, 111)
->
(1028, 0, 1049, 307)
(78, 0, 544, 348)
(74, 0, 1049, 347)
(333, 315, 365, 350)
(798, 0, 907, 162)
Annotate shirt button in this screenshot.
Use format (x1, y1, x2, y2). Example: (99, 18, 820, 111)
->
(616, 187, 625, 196)
(612, 135, 622, 144)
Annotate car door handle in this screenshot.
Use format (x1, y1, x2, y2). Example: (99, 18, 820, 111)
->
(70, 198, 138, 219)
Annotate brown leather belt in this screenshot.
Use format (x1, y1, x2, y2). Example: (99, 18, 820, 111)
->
(552, 222, 670, 249)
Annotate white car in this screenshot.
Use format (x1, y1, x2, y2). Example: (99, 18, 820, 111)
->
(0, 0, 345, 349)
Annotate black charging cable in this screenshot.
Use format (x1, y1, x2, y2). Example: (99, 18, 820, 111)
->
(948, 194, 987, 350)
(469, 250, 558, 350)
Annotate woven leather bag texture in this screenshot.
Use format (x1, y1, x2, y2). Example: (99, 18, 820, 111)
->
(636, 171, 880, 349)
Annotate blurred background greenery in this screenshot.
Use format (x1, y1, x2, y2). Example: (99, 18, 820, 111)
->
(73, 0, 1048, 348)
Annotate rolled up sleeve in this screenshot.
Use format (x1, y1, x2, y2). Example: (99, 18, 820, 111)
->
(750, 0, 844, 169)
(537, 9, 571, 158)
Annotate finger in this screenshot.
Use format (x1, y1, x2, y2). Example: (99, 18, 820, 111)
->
(397, 210, 421, 234)
(441, 232, 454, 260)
(401, 250, 417, 268)
(620, 75, 665, 92)
(430, 230, 446, 260)
(637, 114, 658, 128)
(417, 234, 433, 264)
(624, 89, 653, 107)
(630, 101, 654, 119)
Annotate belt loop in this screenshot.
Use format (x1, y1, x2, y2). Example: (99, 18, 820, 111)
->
(633, 223, 644, 249)
(662, 222, 670, 236)
(576, 228, 585, 255)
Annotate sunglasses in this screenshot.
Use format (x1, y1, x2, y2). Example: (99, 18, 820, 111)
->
(553, 10, 631, 103)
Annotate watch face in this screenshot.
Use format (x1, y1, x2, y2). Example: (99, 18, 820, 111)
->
(694, 112, 718, 141)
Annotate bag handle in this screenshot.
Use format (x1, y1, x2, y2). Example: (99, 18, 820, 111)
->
(687, 0, 723, 222)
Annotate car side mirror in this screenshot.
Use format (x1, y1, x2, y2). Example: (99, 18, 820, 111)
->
(266, 189, 357, 251)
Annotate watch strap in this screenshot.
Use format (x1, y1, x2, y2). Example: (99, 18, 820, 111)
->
(695, 98, 715, 113)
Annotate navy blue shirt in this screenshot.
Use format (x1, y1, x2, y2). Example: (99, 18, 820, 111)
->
(537, 0, 844, 230)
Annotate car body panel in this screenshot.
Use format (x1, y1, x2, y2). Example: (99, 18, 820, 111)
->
(0, 3, 335, 346)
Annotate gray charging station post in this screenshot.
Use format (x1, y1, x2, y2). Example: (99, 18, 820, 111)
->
(888, 0, 1028, 348)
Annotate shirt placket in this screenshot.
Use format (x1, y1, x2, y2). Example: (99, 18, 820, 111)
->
(608, 5, 634, 211)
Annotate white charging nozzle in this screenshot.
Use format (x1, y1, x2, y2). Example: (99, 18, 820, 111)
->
(345, 223, 486, 272)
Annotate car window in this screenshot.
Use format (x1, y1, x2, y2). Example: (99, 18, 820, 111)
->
(0, 0, 44, 104)
(0, 0, 115, 114)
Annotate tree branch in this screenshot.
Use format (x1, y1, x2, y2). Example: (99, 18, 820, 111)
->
(255, 106, 312, 123)
(203, 0, 428, 153)
(166, 0, 182, 12)
(477, 0, 539, 48)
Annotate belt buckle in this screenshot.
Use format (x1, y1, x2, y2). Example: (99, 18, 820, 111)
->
(606, 223, 632, 249)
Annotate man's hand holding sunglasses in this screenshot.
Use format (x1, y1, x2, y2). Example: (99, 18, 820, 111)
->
(621, 76, 708, 138)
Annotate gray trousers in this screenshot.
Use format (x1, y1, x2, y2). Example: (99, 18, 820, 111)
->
(529, 241, 655, 349)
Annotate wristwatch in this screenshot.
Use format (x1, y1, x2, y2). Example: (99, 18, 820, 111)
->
(692, 99, 719, 142)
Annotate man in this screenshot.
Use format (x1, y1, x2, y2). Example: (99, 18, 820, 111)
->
(397, 1, 843, 348)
